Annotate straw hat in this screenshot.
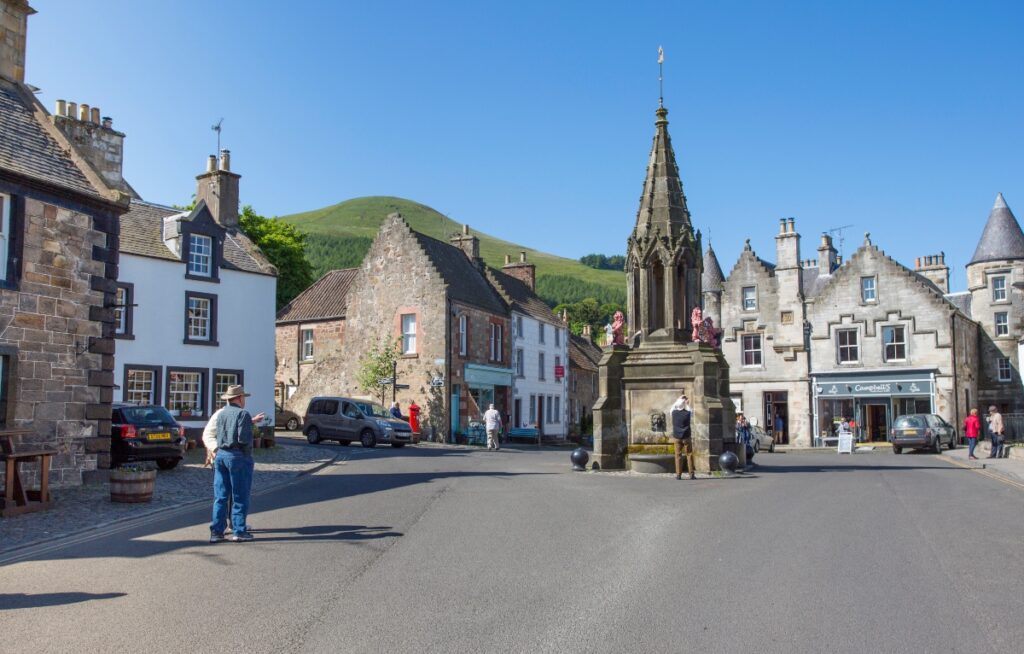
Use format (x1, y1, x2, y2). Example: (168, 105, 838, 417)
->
(220, 384, 251, 401)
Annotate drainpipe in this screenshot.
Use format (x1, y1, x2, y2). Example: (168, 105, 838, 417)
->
(445, 297, 453, 443)
(951, 311, 959, 430)
(804, 318, 814, 447)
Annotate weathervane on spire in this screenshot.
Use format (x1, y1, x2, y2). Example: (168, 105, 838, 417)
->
(658, 46, 665, 107)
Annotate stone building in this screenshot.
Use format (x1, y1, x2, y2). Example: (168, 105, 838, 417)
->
(0, 0, 129, 485)
(568, 327, 601, 437)
(286, 215, 511, 441)
(487, 254, 568, 438)
(275, 268, 359, 409)
(713, 215, 985, 447)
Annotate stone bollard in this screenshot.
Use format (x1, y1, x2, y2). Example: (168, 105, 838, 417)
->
(571, 448, 589, 472)
(718, 450, 738, 475)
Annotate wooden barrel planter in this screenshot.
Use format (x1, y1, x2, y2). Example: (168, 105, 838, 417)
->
(109, 468, 157, 503)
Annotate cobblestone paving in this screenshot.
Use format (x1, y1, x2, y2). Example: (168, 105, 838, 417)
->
(0, 442, 337, 555)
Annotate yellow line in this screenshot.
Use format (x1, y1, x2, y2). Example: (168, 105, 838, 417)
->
(939, 454, 1024, 492)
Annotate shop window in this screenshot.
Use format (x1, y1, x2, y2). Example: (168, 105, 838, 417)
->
(742, 286, 757, 311)
(837, 329, 859, 363)
(998, 358, 1012, 382)
(861, 277, 877, 303)
(992, 276, 1007, 302)
(818, 398, 854, 438)
(882, 325, 906, 361)
(741, 334, 762, 367)
(995, 312, 1009, 337)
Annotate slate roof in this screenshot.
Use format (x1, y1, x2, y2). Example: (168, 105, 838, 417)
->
(569, 333, 602, 372)
(801, 265, 830, 299)
(412, 231, 507, 315)
(276, 268, 359, 323)
(969, 193, 1024, 265)
(702, 245, 725, 292)
(485, 267, 559, 324)
(945, 291, 972, 318)
(120, 199, 276, 275)
(0, 77, 104, 200)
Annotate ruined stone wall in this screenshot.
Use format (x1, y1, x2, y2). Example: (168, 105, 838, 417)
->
(1, 196, 117, 487)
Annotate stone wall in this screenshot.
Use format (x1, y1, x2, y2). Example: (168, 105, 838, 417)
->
(967, 258, 1024, 412)
(274, 317, 346, 413)
(0, 0, 30, 83)
(1, 196, 117, 487)
(450, 301, 511, 431)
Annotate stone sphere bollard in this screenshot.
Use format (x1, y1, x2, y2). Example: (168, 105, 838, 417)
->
(571, 448, 589, 471)
(718, 450, 738, 475)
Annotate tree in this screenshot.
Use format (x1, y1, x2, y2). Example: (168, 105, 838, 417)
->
(553, 297, 625, 343)
(238, 206, 314, 310)
(356, 337, 401, 406)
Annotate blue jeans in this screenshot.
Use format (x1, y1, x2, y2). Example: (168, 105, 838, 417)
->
(991, 435, 1004, 458)
(967, 437, 977, 458)
(211, 449, 254, 536)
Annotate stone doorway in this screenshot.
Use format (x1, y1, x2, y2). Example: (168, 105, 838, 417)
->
(763, 391, 789, 445)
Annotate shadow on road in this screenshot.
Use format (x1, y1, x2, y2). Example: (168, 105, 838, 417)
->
(249, 524, 400, 542)
(0, 591, 127, 610)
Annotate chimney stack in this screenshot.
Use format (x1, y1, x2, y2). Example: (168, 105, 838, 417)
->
(915, 251, 950, 293)
(817, 233, 838, 273)
(775, 216, 801, 270)
(582, 324, 592, 338)
(52, 94, 132, 196)
(502, 250, 536, 291)
(195, 149, 241, 229)
(449, 224, 480, 262)
(0, 1, 34, 83)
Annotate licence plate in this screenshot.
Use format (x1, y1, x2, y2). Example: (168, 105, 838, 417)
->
(147, 432, 171, 441)
(902, 429, 918, 436)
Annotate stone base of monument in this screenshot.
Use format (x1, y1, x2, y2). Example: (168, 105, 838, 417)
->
(627, 453, 676, 474)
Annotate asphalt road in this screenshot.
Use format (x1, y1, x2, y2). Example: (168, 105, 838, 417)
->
(1, 444, 1022, 654)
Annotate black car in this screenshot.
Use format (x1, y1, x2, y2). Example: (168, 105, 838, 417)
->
(111, 404, 187, 470)
(891, 414, 957, 454)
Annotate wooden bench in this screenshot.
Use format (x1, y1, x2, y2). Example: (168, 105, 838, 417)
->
(1, 429, 57, 517)
(508, 427, 540, 445)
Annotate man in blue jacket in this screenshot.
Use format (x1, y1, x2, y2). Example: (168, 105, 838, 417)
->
(209, 385, 265, 543)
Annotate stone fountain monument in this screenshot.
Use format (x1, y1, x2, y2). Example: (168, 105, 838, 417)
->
(592, 103, 737, 473)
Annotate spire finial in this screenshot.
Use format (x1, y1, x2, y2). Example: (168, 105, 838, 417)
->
(657, 46, 665, 108)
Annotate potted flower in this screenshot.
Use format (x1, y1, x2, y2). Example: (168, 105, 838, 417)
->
(109, 462, 157, 503)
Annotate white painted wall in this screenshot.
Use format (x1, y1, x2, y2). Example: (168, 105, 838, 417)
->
(511, 312, 569, 436)
(114, 253, 277, 428)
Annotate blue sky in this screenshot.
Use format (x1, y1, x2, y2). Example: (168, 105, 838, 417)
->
(25, 0, 1024, 291)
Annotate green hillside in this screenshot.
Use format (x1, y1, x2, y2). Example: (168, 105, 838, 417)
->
(280, 196, 626, 307)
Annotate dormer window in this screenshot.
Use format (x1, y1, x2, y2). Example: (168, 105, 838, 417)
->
(188, 234, 212, 277)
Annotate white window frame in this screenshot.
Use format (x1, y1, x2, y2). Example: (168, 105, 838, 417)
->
(539, 322, 545, 343)
(992, 276, 1007, 303)
(539, 352, 546, 381)
(742, 286, 757, 311)
(489, 323, 503, 362)
(401, 313, 417, 355)
(837, 329, 859, 364)
(187, 296, 211, 340)
(997, 357, 1012, 382)
(555, 327, 561, 347)
(516, 316, 523, 340)
(882, 325, 906, 362)
(114, 285, 129, 335)
(188, 234, 212, 277)
(214, 371, 240, 410)
(167, 370, 203, 417)
(0, 193, 10, 282)
(515, 348, 525, 377)
(554, 395, 560, 424)
(529, 395, 536, 424)
(301, 328, 314, 360)
(861, 276, 877, 303)
(995, 312, 1009, 337)
(124, 368, 156, 405)
(741, 333, 762, 367)
(458, 315, 467, 356)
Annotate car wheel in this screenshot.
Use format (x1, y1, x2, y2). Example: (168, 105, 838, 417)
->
(286, 417, 299, 431)
(753, 441, 760, 454)
(156, 458, 180, 470)
(933, 436, 942, 454)
(306, 427, 321, 444)
(893, 446, 902, 454)
(391, 443, 406, 448)
(769, 442, 775, 453)
(360, 430, 376, 449)
(947, 434, 956, 450)
(338, 440, 351, 446)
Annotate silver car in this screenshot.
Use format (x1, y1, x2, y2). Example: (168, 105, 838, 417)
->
(303, 396, 413, 448)
(750, 424, 775, 453)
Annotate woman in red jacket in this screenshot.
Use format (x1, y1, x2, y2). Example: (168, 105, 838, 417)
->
(964, 408, 982, 460)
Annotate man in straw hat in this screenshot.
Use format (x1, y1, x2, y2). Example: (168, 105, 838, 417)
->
(207, 385, 264, 543)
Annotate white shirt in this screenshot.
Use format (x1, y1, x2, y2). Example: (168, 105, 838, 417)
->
(484, 409, 502, 430)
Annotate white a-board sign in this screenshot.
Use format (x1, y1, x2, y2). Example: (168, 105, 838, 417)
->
(838, 432, 854, 454)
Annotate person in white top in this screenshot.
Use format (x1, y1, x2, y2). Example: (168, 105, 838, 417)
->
(484, 403, 503, 451)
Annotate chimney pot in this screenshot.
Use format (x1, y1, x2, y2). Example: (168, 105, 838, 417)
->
(219, 149, 231, 172)
(520, 251, 527, 263)
(102, 116, 112, 129)
(67, 101, 77, 118)
(788, 217, 795, 233)
(79, 103, 90, 121)
(90, 107, 100, 124)
(55, 99, 66, 116)
(779, 218, 786, 234)
(504, 254, 511, 265)
(207, 155, 217, 173)
(462, 224, 469, 236)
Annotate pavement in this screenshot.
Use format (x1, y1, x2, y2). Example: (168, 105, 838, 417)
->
(1, 444, 1023, 653)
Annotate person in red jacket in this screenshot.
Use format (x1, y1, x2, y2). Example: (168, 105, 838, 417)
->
(408, 400, 421, 437)
(964, 408, 981, 460)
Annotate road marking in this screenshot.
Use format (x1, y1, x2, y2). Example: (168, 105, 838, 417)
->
(938, 454, 1024, 492)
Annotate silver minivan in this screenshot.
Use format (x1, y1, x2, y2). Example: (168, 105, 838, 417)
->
(303, 396, 413, 448)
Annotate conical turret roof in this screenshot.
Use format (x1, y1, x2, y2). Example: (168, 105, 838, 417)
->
(631, 105, 693, 242)
(702, 243, 725, 292)
(970, 193, 1024, 265)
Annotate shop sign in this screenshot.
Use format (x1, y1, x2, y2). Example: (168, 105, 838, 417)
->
(816, 379, 931, 397)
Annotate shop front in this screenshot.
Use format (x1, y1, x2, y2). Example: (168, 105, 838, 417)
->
(812, 370, 935, 445)
(457, 363, 514, 438)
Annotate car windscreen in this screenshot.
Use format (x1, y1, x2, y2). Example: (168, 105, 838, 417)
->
(119, 406, 176, 425)
(354, 402, 389, 418)
(893, 415, 927, 429)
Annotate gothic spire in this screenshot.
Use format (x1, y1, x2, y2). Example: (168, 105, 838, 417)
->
(632, 105, 693, 243)
(970, 193, 1024, 265)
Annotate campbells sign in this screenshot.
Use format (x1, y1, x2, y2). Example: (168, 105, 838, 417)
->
(815, 378, 931, 398)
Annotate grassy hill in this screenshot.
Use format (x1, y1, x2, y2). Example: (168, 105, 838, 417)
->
(280, 196, 626, 307)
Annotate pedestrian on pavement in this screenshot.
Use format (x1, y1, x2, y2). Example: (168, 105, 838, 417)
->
(209, 385, 264, 543)
(408, 400, 421, 435)
(774, 413, 784, 442)
(484, 403, 502, 450)
(390, 401, 402, 420)
(964, 408, 982, 460)
(987, 405, 1005, 459)
(736, 412, 753, 464)
(670, 392, 695, 480)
